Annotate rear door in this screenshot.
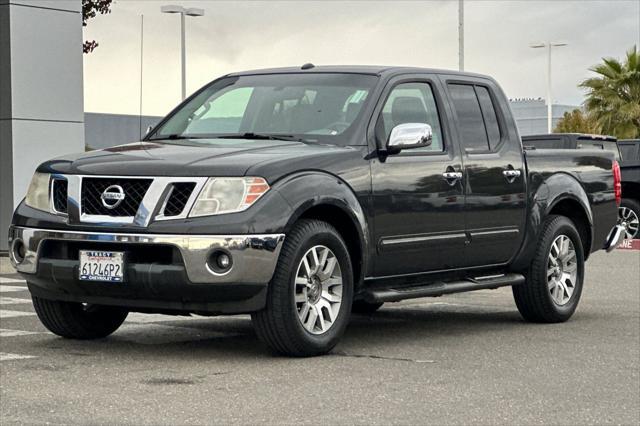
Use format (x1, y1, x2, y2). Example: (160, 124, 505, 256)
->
(441, 76, 527, 266)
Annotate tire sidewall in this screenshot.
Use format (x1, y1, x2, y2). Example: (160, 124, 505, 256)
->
(283, 227, 354, 352)
(620, 198, 640, 239)
(536, 218, 585, 318)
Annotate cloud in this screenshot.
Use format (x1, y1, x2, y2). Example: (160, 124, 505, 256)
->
(83, 0, 640, 116)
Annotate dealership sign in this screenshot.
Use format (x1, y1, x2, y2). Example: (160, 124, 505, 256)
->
(618, 239, 640, 250)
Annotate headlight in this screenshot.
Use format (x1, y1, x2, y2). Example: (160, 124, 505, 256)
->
(189, 177, 270, 217)
(24, 172, 51, 212)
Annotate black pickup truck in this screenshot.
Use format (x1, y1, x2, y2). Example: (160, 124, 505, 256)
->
(523, 134, 639, 240)
(618, 139, 640, 239)
(8, 66, 625, 356)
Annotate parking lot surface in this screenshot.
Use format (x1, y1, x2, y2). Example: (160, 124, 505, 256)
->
(1, 250, 639, 425)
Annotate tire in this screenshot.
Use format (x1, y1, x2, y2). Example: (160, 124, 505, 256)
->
(352, 300, 383, 314)
(251, 219, 354, 357)
(32, 296, 128, 339)
(513, 215, 585, 323)
(618, 198, 640, 240)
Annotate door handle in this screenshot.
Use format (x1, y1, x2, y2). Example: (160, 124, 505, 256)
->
(442, 171, 463, 185)
(502, 168, 521, 182)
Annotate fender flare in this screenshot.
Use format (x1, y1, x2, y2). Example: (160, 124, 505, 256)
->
(272, 171, 371, 282)
(511, 173, 594, 270)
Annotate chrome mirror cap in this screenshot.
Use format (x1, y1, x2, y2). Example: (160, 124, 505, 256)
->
(387, 123, 433, 152)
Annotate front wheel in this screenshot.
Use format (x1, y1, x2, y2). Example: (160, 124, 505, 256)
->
(252, 219, 353, 356)
(513, 215, 585, 323)
(32, 296, 128, 339)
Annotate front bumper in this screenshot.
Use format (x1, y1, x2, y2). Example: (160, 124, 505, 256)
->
(8, 226, 285, 284)
(8, 226, 285, 313)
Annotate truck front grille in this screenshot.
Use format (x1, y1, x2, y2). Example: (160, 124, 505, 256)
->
(52, 179, 68, 213)
(81, 178, 152, 217)
(162, 182, 196, 217)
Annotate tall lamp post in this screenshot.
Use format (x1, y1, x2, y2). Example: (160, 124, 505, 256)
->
(458, 0, 464, 71)
(530, 41, 567, 133)
(161, 5, 205, 100)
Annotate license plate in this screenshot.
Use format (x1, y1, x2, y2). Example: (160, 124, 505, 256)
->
(79, 250, 124, 282)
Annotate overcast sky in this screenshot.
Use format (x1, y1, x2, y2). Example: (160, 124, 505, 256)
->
(83, 0, 640, 117)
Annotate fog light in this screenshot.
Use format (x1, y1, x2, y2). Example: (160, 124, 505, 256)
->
(11, 239, 26, 264)
(207, 250, 233, 274)
(217, 253, 231, 269)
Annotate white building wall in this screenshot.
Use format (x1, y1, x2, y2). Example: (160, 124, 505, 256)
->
(0, 0, 84, 251)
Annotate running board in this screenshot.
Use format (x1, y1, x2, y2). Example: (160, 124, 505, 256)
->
(363, 273, 525, 303)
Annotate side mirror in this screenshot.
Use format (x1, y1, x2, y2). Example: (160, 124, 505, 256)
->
(386, 123, 433, 153)
(145, 125, 154, 136)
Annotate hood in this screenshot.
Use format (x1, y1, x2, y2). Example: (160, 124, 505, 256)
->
(38, 139, 363, 183)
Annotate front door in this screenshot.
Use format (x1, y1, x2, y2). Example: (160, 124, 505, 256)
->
(370, 77, 466, 277)
(442, 78, 527, 266)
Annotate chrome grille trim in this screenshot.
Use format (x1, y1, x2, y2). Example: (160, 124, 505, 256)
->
(55, 174, 208, 226)
(50, 176, 69, 216)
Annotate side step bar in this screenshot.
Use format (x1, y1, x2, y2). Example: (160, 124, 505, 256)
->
(363, 273, 525, 304)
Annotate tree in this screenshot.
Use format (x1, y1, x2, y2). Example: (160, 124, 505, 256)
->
(553, 109, 601, 134)
(580, 46, 640, 139)
(82, 0, 113, 54)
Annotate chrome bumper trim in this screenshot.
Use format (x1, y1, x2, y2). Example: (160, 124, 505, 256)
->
(8, 226, 285, 284)
(604, 224, 626, 253)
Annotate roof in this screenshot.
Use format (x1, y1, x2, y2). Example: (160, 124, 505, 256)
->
(227, 64, 490, 79)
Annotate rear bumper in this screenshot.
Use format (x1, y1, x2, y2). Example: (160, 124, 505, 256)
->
(8, 226, 285, 314)
(604, 224, 626, 252)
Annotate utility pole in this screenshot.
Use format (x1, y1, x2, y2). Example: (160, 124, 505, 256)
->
(458, 0, 464, 71)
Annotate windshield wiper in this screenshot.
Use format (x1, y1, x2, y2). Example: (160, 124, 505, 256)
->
(217, 133, 312, 143)
(149, 134, 202, 141)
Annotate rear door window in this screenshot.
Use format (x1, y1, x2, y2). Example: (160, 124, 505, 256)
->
(475, 86, 502, 150)
(448, 84, 489, 151)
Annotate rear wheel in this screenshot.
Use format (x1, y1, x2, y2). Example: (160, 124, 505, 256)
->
(32, 296, 128, 339)
(252, 219, 353, 356)
(513, 215, 585, 323)
(618, 198, 640, 240)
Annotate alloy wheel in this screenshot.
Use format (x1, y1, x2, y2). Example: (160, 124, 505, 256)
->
(618, 206, 639, 239)
(294, 245, 343, 335)
(547, 235, 578, 306)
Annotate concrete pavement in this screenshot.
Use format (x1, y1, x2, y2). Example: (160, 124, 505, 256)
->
(1, 250, 638, 425)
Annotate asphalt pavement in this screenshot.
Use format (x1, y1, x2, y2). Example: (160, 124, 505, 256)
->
(1, 250, 638, 425)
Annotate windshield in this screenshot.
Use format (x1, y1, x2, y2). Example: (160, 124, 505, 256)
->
(149, 73, 378, 144)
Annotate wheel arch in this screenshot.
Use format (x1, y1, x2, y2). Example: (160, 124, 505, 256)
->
(546, 196, 593, 259)
(510, 174, 594, 270)
(274, 172, 370, 288)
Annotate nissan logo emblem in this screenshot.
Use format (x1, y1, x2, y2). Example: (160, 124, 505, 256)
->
(101, 185, 126, 209)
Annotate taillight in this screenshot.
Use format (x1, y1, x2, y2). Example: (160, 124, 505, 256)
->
(612, 160, 622, 206)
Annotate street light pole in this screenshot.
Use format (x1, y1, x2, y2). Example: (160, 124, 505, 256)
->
(530, 41, 567, 133)
(180, 11, 186, 100)
(161, 5, 204, 101)
(458, 0, 464, 71)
